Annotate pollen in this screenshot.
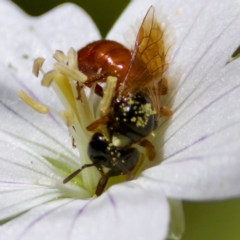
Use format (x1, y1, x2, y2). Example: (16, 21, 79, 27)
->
(18, 90, 49, 114)
(41, 70, 57, 87)
(131, 117, 136, 122)
(53, 50, 68, 62)
(136, 116, 146, 127)
(18, 47, 102, 176)
(32, 57, 45, 77)
(127, 98, 134, 105)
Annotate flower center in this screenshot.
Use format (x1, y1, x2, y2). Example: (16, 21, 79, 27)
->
(18, 47, 153, 198)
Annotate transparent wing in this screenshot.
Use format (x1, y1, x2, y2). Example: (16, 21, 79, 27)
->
(120, 6, 171, 118)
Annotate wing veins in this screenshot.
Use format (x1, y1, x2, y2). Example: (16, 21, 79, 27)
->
(139, 30, 164, 57)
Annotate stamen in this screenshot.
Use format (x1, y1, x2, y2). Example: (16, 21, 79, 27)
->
(53, 50, 68, 62)
(60, 110, 74, 127)
(67, 47, 78, 70)
(41, 70, 58, 87)
(54, 62, 87, 83)
(18, 90, 49, 113)
(32, 57, 45, 77)
(99, 76, 117, 116)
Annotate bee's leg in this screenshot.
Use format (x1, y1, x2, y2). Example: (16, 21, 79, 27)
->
(96, 161, 142, 196)
(96, 154, 144, 196)
(160, 106, 173, 117)
(76, 82, 103, 100)
(159, 77, 173, 117)
(94, 84, 103, 97)
(139, 139, 156, 161)
(75, 82, 84, 101)
(69, 127, 77, 148)
(84, 73, 106, 87)
(76, 72, 106, 97)
(75, 82, 103, 100)
(71, 136, 76, 148)
(86, 116, 110, 131)
(95, 169, 114, 196)
(95, 174, 110, 196)
(160, 77, 168, 95)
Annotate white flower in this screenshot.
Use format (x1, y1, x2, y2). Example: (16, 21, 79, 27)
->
(0, 0, 240, 239)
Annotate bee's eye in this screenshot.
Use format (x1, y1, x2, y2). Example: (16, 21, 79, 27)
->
(87, 133, 109, 164)
(87, 133, 139, 176)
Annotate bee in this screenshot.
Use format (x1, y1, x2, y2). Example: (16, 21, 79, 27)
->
(63, 6, 172, 196)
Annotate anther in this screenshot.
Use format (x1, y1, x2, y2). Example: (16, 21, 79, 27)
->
(18, 90, 49, 113)
(53, 50, 68, 63)
(32, 57, 45, 77)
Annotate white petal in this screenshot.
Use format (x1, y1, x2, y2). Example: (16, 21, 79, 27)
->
(107, 0, 158, 46)
(108, 0, 240, 200)
(0, 64, 78, 166)
(108, 0, 240, 109)
(0, 183, 169, 240)
(0, 1, 100, 71)
(33, 3, 100, 53)
(166, 0, 240, 110)
(0, 2, 100, 166)
(108, 0, 240, 69)
(0, 1, 100, 112)
(146, 58, 240, 200)
(0, 132, 90, 222)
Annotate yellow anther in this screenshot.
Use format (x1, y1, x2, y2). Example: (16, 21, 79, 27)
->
(53, 50, 68, 62)
(131, 117, 136, 122)
(41, 70, 57, 87)
(67, 47, 78, 70)
(54, 62, 87, 83)
(32, 57, 45, 77)
(18, 90, 49, 113)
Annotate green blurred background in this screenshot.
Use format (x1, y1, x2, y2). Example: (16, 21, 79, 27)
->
(11, 0, 240, 239)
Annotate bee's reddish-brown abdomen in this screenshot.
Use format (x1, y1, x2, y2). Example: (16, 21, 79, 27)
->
(78, 40, 131, 79)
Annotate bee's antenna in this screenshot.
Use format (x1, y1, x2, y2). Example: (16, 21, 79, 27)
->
(63, 163, 98, 184)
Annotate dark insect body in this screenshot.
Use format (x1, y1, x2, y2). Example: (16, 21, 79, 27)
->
(63, 6, 172, 196)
